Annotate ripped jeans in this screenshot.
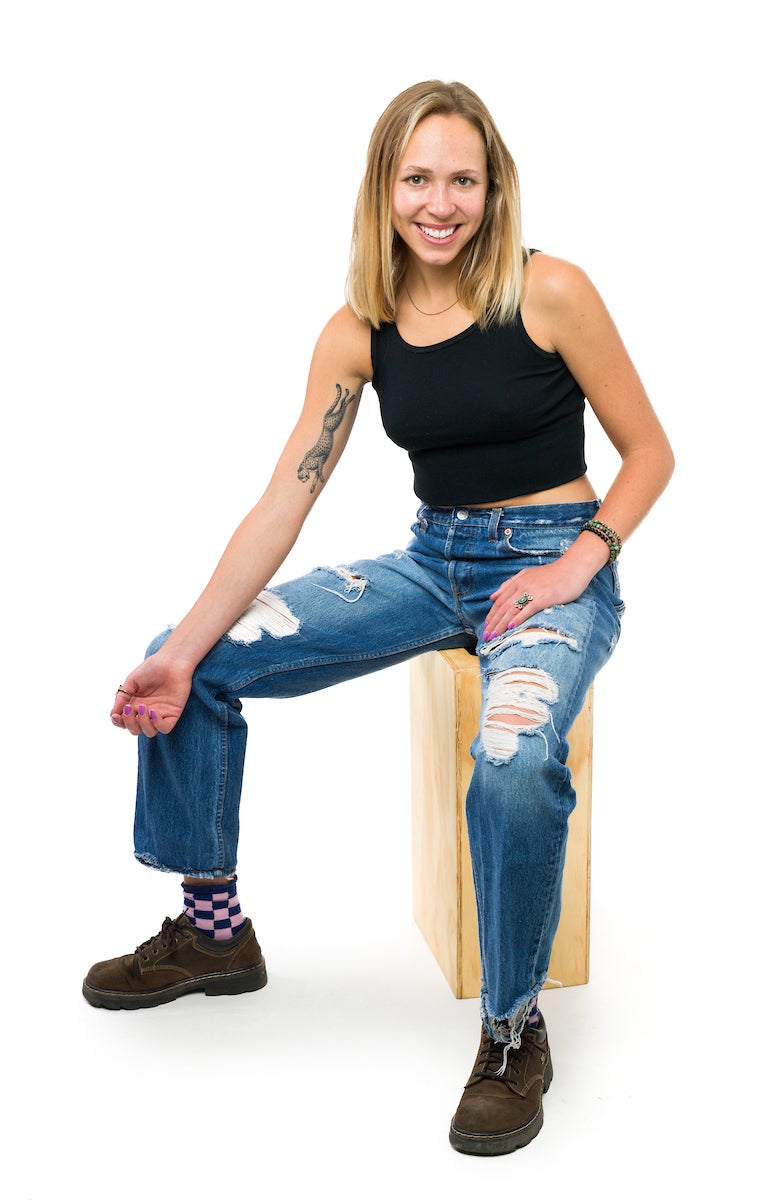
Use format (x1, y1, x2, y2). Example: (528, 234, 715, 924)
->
(134, 501, 624, 1041)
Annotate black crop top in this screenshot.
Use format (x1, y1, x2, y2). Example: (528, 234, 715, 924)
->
(370, 310, 587, 505)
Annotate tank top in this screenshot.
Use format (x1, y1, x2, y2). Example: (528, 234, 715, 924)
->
(370, 307, 587, 506)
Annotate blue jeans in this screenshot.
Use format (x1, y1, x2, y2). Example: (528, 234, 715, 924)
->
(134, 501, 624, 1040)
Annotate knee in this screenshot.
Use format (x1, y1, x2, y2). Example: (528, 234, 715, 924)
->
(469, 721, 573, 826)
(476, 661, 563, 767)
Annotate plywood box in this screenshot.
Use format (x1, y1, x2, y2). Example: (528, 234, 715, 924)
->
(410, 648, 593, 998)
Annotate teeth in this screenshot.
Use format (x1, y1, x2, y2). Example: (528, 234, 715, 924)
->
(420, 225, 456, 239)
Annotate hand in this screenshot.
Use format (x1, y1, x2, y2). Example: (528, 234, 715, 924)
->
(110, 652, 194, 738)
(483, 558, 594, 642)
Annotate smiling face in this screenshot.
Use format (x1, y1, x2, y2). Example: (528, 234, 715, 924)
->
(391, 113, 489, 271)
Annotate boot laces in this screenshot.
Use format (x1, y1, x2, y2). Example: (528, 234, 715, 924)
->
(472, 1027, 528, 1082)
(495, 1028, 523, 1077)
(136, 916, 187, 962)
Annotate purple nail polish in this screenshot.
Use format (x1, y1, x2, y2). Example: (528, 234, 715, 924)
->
(137, 704, 146, 716)
(149, 709, 157, 721)
(124, 705, 132, 716)
(507, 622, 516, 629)
(111, 715, 121, 726)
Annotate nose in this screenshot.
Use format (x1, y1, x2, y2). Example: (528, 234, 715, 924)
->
(427, 183, 456, 219)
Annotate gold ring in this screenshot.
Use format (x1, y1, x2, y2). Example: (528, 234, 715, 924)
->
(116, 686, 133, 697)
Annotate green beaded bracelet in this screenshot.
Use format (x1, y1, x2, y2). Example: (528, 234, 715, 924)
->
(580, 519, 623, 562)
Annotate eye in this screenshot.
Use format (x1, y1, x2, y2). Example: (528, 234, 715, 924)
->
(406, 174, 425, 185)
(455, 176, 475, 187)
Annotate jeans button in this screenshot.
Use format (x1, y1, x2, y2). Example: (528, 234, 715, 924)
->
(456, 509, 469, 520)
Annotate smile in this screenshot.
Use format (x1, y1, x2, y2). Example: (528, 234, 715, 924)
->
(416, 224, 458, 242)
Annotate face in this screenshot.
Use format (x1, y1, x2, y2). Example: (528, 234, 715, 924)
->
(391, 113, 489, 269)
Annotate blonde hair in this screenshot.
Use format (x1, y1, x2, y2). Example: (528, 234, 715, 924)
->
(346, 81, 525, 330)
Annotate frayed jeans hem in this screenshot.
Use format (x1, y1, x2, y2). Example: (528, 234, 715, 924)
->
(481, 979, 546, 1044)
(135, 851, 236, 879)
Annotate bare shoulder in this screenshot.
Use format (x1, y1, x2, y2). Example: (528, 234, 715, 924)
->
(313, 304, 373, 384)
(525, 252, 601, 314)
(523, 253, 615, 353)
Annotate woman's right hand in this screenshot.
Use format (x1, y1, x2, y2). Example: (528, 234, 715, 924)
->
(110, 652, 194, 738)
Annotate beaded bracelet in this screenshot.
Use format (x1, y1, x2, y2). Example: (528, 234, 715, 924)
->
(580, 518, 623, 562)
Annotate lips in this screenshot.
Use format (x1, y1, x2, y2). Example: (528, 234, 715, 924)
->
(416, 223, 458, 243)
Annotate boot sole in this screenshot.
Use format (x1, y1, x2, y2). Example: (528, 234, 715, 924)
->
(449, 1054, 553, 1156)
(82, 960, 268, 1010)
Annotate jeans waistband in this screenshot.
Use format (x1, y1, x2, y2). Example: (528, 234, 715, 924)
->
(418, 500, 601, 534)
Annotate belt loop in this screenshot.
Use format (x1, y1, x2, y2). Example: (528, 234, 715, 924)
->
(488, 508, 502, 541)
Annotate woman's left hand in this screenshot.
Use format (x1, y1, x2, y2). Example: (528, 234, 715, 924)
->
(483, 558, 594, 642)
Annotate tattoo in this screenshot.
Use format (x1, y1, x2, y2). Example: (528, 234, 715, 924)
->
(297, 383, 358, 493)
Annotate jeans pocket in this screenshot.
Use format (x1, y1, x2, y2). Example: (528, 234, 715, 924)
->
(606, 562, 626, 616)
(501, 527, 558, 562)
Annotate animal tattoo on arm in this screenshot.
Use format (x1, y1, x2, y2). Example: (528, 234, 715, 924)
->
(297, 383, 358, 493)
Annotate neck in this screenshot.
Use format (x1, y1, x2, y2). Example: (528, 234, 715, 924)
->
(402, 263, 463, 312)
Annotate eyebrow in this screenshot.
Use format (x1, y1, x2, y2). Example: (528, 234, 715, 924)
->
(400, 164, 482, 176)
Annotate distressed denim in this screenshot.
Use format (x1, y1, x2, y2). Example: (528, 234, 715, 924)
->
(134, 501, 624, 1040)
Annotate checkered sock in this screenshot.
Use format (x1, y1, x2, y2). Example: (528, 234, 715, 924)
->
(181, 877, 246, 941)
(526, 998, 541, 1027)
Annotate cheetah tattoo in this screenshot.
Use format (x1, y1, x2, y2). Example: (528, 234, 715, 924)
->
(297, 383, 358, 493)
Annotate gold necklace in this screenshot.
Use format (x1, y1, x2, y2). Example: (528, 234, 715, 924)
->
(405, 285, 460, 316)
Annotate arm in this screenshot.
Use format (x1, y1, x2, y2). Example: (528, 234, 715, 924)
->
(485, 255, 674, 636)
(113, 305, 372, 735)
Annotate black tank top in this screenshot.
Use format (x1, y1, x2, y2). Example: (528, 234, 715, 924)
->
(370, 309, 587, 506)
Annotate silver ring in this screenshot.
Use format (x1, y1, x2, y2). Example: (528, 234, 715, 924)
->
(514, 592, 534, 610)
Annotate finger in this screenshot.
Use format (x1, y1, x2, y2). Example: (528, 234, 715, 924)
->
(109, 703, 142, 735)
(111, 683, 135, 719)
(507, 591, 536, 623)
(110, 706, 143, 734)
(484, 589, 513, 637)
(136, 703, 161, 739)
(484, 593, 537, 640)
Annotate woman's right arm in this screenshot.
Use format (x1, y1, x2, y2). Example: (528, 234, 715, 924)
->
(112, 305, 372, 737)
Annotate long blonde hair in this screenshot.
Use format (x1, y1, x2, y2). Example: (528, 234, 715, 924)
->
(346, 81, 525, 330)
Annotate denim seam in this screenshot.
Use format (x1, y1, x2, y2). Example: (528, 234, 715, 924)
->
(214, 694, 229, 871)
(224, 629, 472, 695)
(447, 558, 478, 633)
(528, 599, 598, 1001)
(479, 597, 599, 1034)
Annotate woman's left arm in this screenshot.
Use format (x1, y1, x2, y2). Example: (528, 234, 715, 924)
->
(554, 258, 675, 541)
(485, 258, 674, 638)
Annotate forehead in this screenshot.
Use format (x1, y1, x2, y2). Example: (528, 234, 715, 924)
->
(401, 113, 487, 166)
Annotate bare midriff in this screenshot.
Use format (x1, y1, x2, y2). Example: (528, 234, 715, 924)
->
(462, 474, 598, 509)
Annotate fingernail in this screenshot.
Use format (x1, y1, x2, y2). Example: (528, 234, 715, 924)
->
(137, 704, 146, 716)
(124, 705, 132, 716)
(507, 622, 516, 629)
(149, 709, 157, 721)
(111, 715, 121, 726)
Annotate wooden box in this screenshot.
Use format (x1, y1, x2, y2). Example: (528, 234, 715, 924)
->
(410, 648, 593, 998)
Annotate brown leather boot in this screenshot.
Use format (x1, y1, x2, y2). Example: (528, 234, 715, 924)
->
(449, 1016, 553, 1155)
(82, 913, 267, 1010)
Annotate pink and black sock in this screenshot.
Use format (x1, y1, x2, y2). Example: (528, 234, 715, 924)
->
(526, 998, 541, 1027)
(181, 877, 246, 940)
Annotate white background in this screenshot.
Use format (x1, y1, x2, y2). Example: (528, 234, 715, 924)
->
(1, 1, 780, 1196)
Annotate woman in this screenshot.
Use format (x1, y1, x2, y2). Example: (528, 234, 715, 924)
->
(84, 80, 674, 1156)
